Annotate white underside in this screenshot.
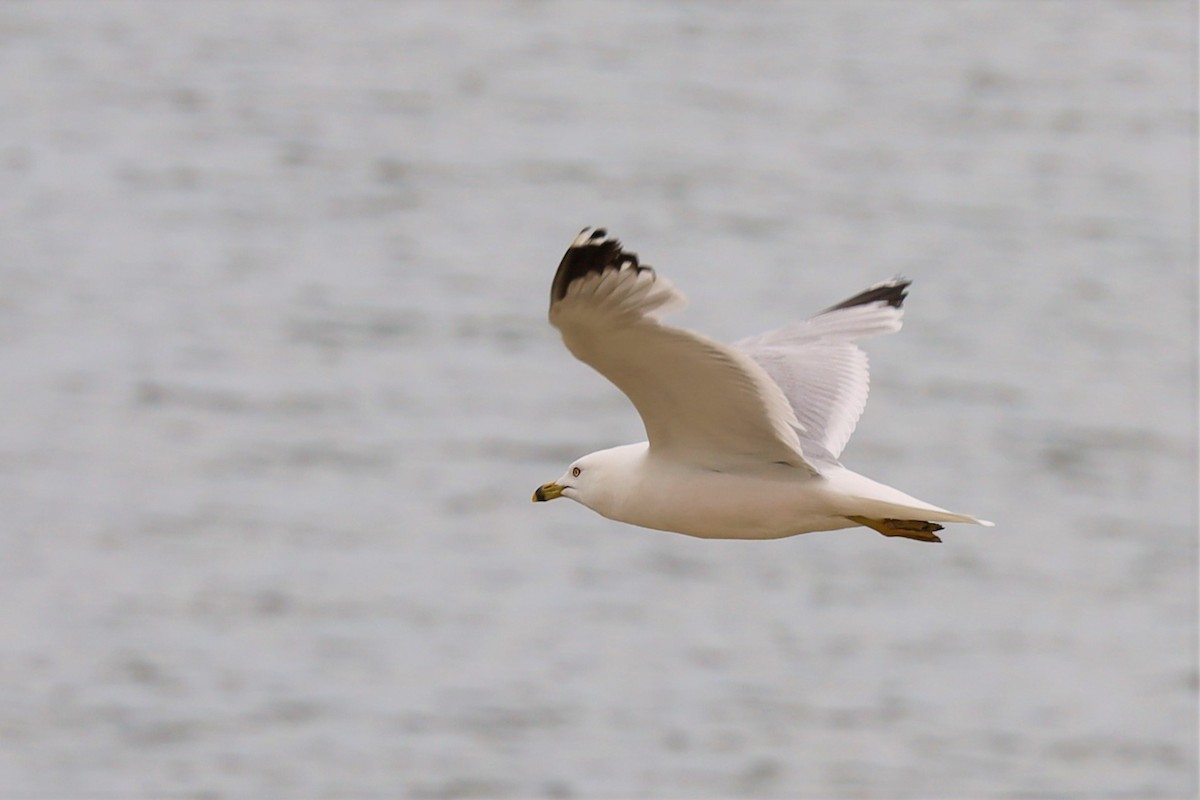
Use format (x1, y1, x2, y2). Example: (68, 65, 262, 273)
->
(576, 443, 992, 540)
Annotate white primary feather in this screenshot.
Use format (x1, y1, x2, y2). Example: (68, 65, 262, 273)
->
(549, 228, 816, 474)
(736, 281, 907, 463)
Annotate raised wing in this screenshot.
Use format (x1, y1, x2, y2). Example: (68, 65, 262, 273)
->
(736, 278, 909, 463)
(549, 228, 816, 474)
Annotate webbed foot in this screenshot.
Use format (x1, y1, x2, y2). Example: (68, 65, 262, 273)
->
(847, 515, 944, 543)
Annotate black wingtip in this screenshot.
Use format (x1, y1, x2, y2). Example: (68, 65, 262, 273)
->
(824, 278, 911, 313)
(550, 227, 648, 303)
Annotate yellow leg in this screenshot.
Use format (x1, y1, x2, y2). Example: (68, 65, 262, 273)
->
(847, 515, 944, 543)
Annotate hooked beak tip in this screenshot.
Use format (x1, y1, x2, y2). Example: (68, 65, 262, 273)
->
(532, 482, 564, 502)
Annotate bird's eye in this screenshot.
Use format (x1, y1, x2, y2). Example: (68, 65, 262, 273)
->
(571, 467, 581, 478)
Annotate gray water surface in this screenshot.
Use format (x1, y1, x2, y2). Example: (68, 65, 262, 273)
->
(0, 2, 1196, 798)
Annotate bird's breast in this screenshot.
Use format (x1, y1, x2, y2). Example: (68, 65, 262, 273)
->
(608, 462, 848, 539)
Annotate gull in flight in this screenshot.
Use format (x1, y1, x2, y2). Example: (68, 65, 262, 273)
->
(533, 228, 993, 543)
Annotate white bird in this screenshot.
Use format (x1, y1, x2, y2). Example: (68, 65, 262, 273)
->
(533, 227, 993, 543)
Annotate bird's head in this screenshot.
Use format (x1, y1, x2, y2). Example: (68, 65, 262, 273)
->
(532, 445, 645, 515)
(532, 455, 593, 505)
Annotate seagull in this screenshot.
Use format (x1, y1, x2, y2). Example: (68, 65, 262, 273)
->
(533, 227, 993, 543)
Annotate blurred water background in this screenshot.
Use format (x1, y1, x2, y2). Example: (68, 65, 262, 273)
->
(0, 2, 1196, 798)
